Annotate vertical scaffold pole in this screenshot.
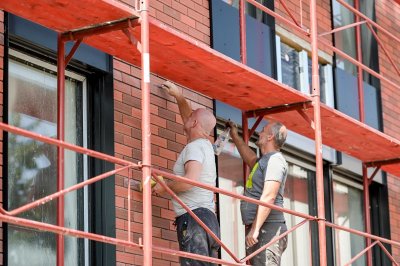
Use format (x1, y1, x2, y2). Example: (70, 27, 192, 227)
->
(239, 0, 249, 194)
(363, 164, 373, 265)
(239, 0, 247, 64)
(354, 0, 372, 264)
(309, 1, 327, 265)
(56, 33, 65, 266)
(242, 112, 249, 184)
(140, 0, 153, 265)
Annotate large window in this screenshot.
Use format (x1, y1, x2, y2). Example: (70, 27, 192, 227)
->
(216, 127, 316, 265)
(218, 143, 246, 262)
(332, 175, 365, 266)
(278, 40, 335, 107)
(7, 50, 87, 265)
(332, 0, 382, 130)
(282, 159, 315, 266)
(211, 0, 276, 77)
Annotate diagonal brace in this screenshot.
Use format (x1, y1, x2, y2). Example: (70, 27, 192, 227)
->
(297, 109, 315, 130)
(367, 166, 381, 186)
(65, 39, 83, 67)
(365, 158, 400, 168)
(248, 116, 264, 138)
(61, 17, 140, 42)
(123, 28, 142, 53)
(245, 101, 312, 118)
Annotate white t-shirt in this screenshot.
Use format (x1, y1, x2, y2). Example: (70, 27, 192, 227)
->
(172, 138, 217, 217)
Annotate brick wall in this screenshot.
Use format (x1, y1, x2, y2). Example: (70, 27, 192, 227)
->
(116, 0, 211, 44)
(113, 58, 213, 265)
(376, 0, 400, 261)
(275, 0, 333, 56)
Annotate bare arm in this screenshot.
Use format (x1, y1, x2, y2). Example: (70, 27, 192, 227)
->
(162, 81, 192, 124)
(226, 121, 258, 168)
(246, 181, 281, 247)
(167, 160, 202, 193)
(152, 160, 202, 195)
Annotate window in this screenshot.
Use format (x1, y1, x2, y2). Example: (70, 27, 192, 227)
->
(217, 132, 258, 262)
(282, 158, 315, 266)
(7, 50, 87, 265)
(332, 0, 382, 130)
(216, 125, 316, 265)
(280, 42, 301, 91)
(332, 0, 357, 75)
(221, 0, 273, 24)
(211, 0, 276, 77)
(332, 176, 365, 266)
(278, 39, 335, 107)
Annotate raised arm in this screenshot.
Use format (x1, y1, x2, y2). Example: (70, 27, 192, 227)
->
(226, 121, 258, 168)
(161, 81, 192, 124)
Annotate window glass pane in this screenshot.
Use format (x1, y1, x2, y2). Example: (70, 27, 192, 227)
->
(8, 53, 84, 265)
(333, 179, 365, 266)
(281, 43, 300, 91)
(217, 134, 314, 265)
(282, 162, 313, 266)
(218, 142, 246, 262)
(221, 0, 272, 24)
(332, 0, 357, 75)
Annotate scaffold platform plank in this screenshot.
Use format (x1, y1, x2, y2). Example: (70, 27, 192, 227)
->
(1, 1, 400, 177)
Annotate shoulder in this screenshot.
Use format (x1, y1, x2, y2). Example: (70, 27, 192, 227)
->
(186, 139, 211, 151)
(268, 152, 287, 167)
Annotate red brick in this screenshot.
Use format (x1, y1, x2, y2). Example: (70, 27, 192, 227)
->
(114, 60, 131, 74)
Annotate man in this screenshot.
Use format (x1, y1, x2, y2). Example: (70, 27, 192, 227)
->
(226, 121, 288, 266)
(152, 81, 220, 266)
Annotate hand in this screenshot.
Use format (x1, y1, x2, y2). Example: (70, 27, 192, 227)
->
(152, 182, 166, 197)
(245, 227, 259, 248)
(225, 120, 238, 138)
(161, 81, 180, 98)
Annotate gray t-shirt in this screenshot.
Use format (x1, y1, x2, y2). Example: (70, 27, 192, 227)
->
(241, 151, 288, 225)
(172, 138, 217, 217)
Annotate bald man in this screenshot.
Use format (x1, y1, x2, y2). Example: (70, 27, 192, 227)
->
(153, 81, 220, 266)
(227, 121, 289, 266)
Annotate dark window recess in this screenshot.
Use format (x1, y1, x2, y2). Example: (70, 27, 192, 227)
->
(211, 0, 276, 78)
(370, 179, 392, 266)
(334, 68, 381, 130)
(332, 0, 382, 131)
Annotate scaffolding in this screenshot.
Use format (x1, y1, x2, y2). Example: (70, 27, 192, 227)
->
(0, 0, 400, 265)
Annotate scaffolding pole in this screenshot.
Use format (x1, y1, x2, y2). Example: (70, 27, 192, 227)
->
(56, 33, 65, 266)
(140, 0, 153, 265)
(309, 0, 327, 265)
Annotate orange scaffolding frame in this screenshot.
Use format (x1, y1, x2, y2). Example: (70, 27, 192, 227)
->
(0, 0, 400, 265)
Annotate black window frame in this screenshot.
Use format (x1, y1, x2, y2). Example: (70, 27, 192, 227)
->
(3, 13, 116, 266)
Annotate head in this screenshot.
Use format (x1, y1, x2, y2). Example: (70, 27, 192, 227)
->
(184, 108, 216, 139)
(256, 122, 287, 152)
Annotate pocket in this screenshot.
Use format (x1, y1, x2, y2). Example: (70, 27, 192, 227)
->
(178, 216, 192, 247)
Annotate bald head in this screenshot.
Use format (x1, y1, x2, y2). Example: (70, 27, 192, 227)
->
(193, 108, 216, 135)
(269, 122, 287, 149)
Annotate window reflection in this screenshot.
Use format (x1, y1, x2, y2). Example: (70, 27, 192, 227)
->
(217, 138, 314, 265)
(332, 0, 357, 75)
(8, 53, 85, 265)
(221, 0, 273, 24)
(217, 142, 246, 262)
(333, 179, 365, 266)
(282, 162, 313, 266)
(281, 43, 301, 91)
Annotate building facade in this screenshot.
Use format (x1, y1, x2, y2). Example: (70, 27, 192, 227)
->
(0, 0, 399, 265)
